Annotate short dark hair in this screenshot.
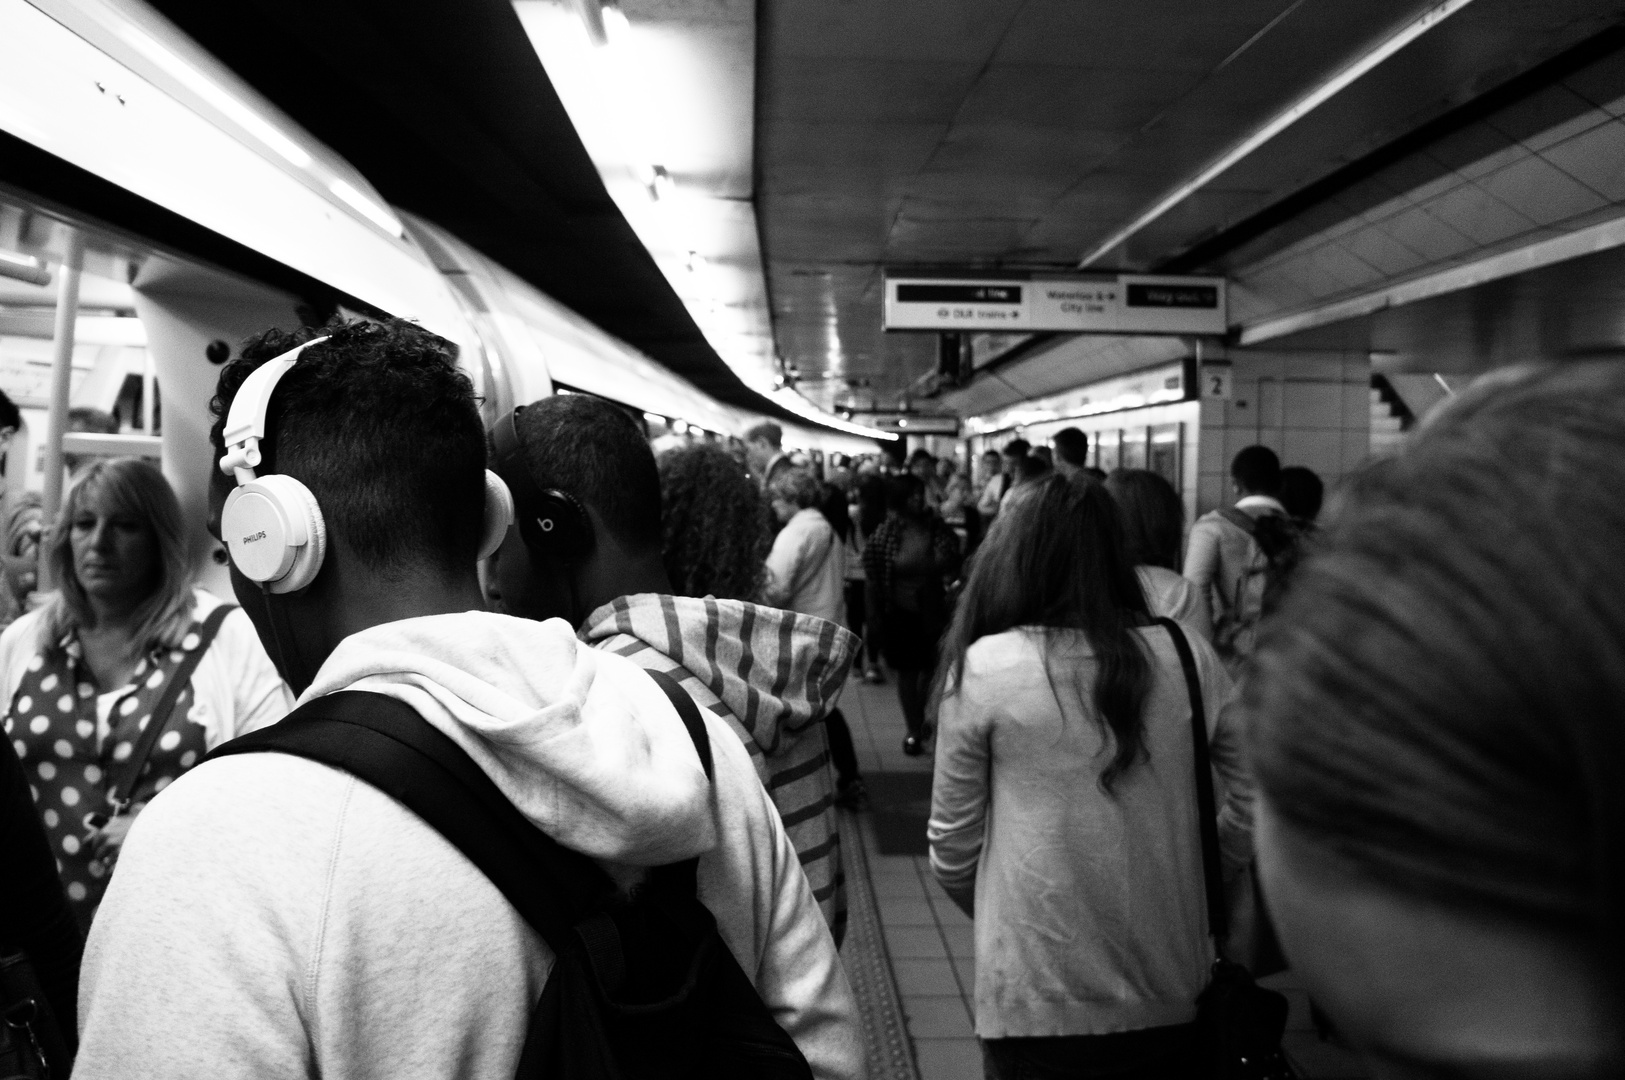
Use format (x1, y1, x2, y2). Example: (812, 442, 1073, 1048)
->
(908, 448, 935, 466)
(209, 319, 486, 573)
(1003, 438, 1030, 458)
(514, 394, 662, 554)
(0, 389, 20, 433)
(1279, 466, 1324, 522)
(1104, 468, 1185, 571)
(1230, 445, 1281, 495)
(744, 421, 782, 449)
(1052, 428, 1088, 466)
(1017, 453, 1051, 482)
(768, 467, 823, 509)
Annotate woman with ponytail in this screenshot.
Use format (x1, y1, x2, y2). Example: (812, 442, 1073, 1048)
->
(928, 474, 1251, 1079)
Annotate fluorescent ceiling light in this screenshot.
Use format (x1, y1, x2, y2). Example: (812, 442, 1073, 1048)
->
(1080, 0, 1479, 267)
(329, 178, 405, 238)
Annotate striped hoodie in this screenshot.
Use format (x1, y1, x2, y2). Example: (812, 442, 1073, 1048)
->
(581, 593, 857, 942)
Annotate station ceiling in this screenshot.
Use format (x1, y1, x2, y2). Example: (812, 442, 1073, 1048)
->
(757, 0, 1625, 412)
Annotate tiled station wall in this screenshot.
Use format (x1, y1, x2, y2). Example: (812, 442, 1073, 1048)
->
(1196, 350, 1373, 517)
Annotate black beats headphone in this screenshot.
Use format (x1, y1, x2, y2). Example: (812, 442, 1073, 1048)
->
(488, 405, 595, 559)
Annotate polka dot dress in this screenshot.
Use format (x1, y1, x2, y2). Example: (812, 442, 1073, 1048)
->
(5, 623, 213, 930)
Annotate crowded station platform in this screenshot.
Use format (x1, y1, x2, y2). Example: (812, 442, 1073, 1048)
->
(1, 0, 1622, 1077)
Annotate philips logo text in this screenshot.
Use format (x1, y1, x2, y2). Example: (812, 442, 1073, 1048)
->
(241, 531, 268, 544)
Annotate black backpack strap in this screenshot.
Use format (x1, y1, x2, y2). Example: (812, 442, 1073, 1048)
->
(206, 670, 717, 953)
(1155, 617, 1228, 943)
(108, 602, 236, 814)
(646, 668, 712, 780)
(207, 689, 608, 949)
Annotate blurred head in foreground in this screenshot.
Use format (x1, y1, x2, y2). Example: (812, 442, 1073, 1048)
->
(1244, 361, 1625, 1078)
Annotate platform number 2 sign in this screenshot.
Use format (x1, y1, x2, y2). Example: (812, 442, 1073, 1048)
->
(1202, 365, 1232, 401)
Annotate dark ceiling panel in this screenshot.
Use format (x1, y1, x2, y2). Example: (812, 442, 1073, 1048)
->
(759, 0, 1625, 411)
(144, 0, 817, 426)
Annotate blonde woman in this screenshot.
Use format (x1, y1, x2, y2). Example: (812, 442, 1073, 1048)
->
(0, 457, 290, 927)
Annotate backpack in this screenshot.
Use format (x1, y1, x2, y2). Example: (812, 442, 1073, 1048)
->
(1210, 508, 1306, 659)
(207, 674, 813, 1080)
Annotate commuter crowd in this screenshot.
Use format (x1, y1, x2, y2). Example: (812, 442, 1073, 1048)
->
(0, 319, 1619, 1080)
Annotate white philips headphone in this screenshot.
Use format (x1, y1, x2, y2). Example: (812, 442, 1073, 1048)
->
(218, 337, 516, 593)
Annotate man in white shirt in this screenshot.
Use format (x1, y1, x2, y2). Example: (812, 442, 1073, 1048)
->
(1184, 444, 1289, 664)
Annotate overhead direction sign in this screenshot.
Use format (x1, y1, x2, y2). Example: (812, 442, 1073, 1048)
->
(883, 274, 1226, 335)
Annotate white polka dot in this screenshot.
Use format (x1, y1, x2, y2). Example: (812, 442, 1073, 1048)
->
(36, 761, 55, 781)
(39, 673, 57, 692)
(29, 716, 48, 735)
(56, 694, 72, 713)
(119, 697, 138, 716)
(53, 740, 72, 759)
(75, 720, 93, 739)
(41, 809, 58, 828)
(179, 750, 197, 768)
(181, 632, 200, 651)
(26, 654, 43, 672)
(87, 860, 105, 878)
(83, 764, 102, 783)
(146, 670, 164, 690)
(59, 786, 79, 806)
(111, 742, 132, 761)
(138, 715, 151, 731)
(66, 882, 86, 901)
(61, 834, 79, 855)
(158, 730, 181, 752)
(29, 785, 39, 802)
(77, 683, 93, 699)
(16, 695, 31, 713)
(153, 776, 173, 793)
(169, 651, 185, 664)
(11, 739, 24, 758)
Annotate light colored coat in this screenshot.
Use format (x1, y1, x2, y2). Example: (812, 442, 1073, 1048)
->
(764, 506, 846, 627)
(929, 626, 1251, 1038)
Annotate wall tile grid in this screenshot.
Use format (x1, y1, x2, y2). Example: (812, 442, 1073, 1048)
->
(1194, 351, 1371, 518)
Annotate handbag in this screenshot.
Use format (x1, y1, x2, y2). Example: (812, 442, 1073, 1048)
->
(0, 952, 70, 1080)
(1156, 617, 1297, 1080)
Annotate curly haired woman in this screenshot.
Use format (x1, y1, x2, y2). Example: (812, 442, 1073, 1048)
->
(656, 442, 770, 601)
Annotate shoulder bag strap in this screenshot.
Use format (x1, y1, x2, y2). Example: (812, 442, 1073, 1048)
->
(1215, 506, 1257, 537)
(107, 602, 236, 813)
(1154, 616, 1228, 942)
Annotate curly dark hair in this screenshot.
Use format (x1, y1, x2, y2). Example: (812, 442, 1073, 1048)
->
(208, 318, 487, 574)
(657, 442, 768, 601)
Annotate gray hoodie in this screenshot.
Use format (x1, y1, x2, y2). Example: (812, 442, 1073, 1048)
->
(74, 612, 863, 1079)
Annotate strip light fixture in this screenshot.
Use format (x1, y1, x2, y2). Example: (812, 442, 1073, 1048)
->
(1079, 0, 1480, 268)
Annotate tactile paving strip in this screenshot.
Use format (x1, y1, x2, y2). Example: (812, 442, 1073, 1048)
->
(838, 808, 921, 1080)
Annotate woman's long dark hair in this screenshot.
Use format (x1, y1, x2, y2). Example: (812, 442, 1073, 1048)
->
(937, 474, 1153, 792)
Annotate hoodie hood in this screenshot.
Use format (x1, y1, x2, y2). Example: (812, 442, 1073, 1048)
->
(302, 611, 714, 866)
(579, 594, 856, 757)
